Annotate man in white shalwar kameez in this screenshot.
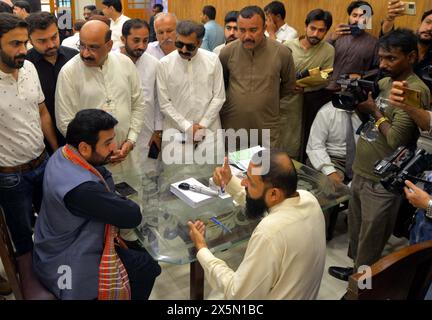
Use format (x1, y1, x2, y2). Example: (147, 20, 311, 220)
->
(156, 20, 225, 165)
(55, 20, 146, 179)
(120, 19, 162, 174)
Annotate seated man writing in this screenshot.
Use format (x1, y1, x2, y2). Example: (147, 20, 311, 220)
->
(33, 109, 161, 300)
(188, 150, 326, 299)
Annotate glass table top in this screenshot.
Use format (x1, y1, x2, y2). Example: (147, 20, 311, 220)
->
(119, 161, 351, 265)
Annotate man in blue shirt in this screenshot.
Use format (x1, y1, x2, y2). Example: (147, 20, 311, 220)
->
(200, 5, 224, 51)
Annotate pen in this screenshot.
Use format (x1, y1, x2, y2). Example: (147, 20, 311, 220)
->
(210, 217, 232, 233)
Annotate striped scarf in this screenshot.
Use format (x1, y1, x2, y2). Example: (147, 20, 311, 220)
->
(62, 145, 131, 300)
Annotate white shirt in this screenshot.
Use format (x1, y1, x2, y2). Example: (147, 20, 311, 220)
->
(134, 52, 162, 171)
(0, 61, 45, 166)
(265, 23, 298, 42)
(61, 33, 80, 51)
(110, 14, 130, 51)
(197, 176, 326, 300)
(212, 43, 225, 56)
(306, 102, 362, 176)
(55, 52, 146, 175)
(145, 41, 166, 60)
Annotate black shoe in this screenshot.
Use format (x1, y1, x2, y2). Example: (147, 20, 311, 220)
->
(328, 266, 354, 281)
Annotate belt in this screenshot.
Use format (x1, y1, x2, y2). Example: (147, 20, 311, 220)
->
(0, 150, 47, 174)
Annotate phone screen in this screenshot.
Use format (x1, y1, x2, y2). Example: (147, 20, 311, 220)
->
(115, 182, 138, 197)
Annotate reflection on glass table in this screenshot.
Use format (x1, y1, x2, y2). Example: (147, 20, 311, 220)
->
(120, 161, 351, 266)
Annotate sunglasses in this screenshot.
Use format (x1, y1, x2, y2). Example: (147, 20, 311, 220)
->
(175, 41, 197, 51)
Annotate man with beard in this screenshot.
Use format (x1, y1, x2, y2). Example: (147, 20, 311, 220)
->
(145, 12, 177, 60)
(26, 12, 78, 151)
(55, 20, 145, 178)
(212, 11, 239, 56)
(327, 1, 379, 91)
(33, 109, 161, 299)
(120, 19, 162, 172)
(219, 6, 296, 150)
(156, 20, 225, 164)
(382, 5, 432, 91)
(329, 29, 431, 281)
(278, 9, 334, 161)
(0, 13, 58, 295)
(188, 150, 326, 299)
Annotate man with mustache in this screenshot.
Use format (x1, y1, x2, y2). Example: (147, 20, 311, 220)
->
(188, 150, 326, 299)
(33, 109, 161, 299)
(279, 9, 334, 161)
(382, 5, 432, 91)
(146, 12, 177, 60)
(329, 29, 431, 282)
(213, 11, 239, 56)
(26, 12, 78, 151)
(327, 1, 379, 91)
(0, 13, 58, 295)
(120, 19, 162, 172)
(156, 20, 225, 163)
(55, 18, 147, 245)
(219, 5, 296, 150)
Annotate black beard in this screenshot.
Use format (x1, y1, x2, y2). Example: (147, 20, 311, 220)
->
(125, 45, 144, 58)
(244, 192, 268, 220)
(418, 35, 432, 46)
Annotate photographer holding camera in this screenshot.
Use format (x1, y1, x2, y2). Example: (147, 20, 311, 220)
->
(329, 29, 430, 281)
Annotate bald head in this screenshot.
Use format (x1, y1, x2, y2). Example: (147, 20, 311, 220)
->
(79, 20, 113, 67)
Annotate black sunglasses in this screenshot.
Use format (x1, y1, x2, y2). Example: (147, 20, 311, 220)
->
(175, 41, 197, 51)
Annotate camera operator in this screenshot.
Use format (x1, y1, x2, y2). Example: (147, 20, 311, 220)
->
(382, 4, 432, 91)
(329, 29, 430, 281)
(326, 1, 379, 92)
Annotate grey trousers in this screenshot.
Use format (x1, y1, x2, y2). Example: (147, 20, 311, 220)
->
(348, 174, 402, 269)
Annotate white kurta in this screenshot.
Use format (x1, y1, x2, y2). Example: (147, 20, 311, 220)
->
(110, 14, 130, 51)
(156, 48, 226, 164)
(134, 52, 162, 173)
(55, 52, 146, 177)
(197, 176, 326, 300)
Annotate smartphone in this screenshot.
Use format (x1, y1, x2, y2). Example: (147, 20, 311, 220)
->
(148, 141, 160, 159)
(348, 24, 362, 36)
(403, 2, 416, 16)
(403, 87, 421, 107)
(115, 182, 138, 197)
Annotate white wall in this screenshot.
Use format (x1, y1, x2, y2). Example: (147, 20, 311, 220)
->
(75, 0, 96, 21)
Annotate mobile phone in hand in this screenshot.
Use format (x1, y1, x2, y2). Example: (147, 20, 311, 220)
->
(115, 182, 138, 197)
(403, 87, 421, 107)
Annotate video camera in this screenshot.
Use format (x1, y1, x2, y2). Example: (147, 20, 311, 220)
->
(331, 70, 382, 111)
(373, 134, 432, 194)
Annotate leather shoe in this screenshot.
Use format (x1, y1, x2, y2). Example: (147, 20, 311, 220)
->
(328, 266, 354, 281)
(0, 275, 12, 296)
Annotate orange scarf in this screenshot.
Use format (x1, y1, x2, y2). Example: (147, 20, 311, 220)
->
(62, 145, 131, 300)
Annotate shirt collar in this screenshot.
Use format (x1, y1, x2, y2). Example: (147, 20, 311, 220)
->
(278, 23, 288, 33)
(268, 193, 301, 215)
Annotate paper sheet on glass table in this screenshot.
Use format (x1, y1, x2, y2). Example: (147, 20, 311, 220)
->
(296, 67, 333, 88)
(228, 145, 266, 172)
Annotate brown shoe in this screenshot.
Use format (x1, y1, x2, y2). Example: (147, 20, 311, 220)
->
(0, 275, 12, 296)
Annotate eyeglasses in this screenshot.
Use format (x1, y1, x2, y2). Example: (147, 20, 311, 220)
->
(175, 41, 197, 51)
(77, 42, 103, 53)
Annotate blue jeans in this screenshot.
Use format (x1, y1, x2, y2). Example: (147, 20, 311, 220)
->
(0, 155, 48, 256)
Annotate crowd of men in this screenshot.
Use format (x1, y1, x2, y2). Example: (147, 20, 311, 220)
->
(1, 0, 432, 300)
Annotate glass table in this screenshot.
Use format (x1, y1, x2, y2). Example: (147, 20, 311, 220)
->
(120, 161, 351, 299)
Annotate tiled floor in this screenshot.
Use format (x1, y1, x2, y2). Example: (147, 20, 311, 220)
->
(1, 211, 408, 300)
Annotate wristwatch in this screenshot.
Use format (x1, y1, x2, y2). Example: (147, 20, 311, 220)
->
(426, 199, 432, 219)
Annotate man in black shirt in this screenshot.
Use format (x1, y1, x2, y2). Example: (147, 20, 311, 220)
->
(26, 12, 78, 152)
